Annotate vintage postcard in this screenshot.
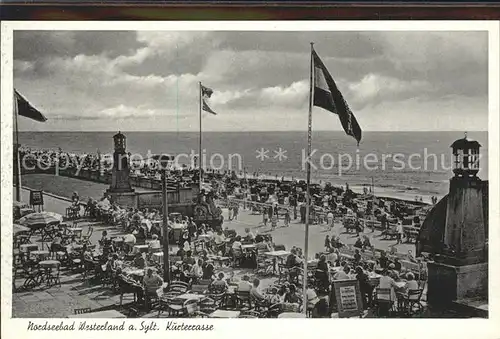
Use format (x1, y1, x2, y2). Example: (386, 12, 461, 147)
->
(1, 20, 499, 339)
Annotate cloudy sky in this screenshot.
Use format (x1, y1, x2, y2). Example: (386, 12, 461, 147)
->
(14, 30, 488, 132)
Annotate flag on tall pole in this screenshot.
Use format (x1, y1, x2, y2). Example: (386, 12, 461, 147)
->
(302, 45, 362, 314)
(201, 84, 217, 115)
(199, 83, 217, 191)
(15, 90, 48, 122)
(312, 48, 362, 145)
(14, 89, 47, 201)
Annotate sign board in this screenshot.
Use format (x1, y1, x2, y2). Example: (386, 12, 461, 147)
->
(333, 279, 364, 318)
(29, 190, 44, 207)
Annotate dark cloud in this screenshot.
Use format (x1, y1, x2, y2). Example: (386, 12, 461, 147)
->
(14, 31, 144, 61)
(13, 30, 488, 132)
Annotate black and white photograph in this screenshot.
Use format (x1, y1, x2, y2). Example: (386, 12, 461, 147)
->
(3, 22, 498, 327)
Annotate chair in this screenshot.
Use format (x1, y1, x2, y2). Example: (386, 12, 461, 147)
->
(22, 264, 43, 289)
(198, 297, 217, 314)
(74, 307, 92, 315)
(46, 263, 61, 287)
(374, 288, 394, 317)
(236, 290, 252, 309)
(407, 289, 425, 315)
(81, 226, 94, 245)
(118, 276, 142, 306)
(277, 263, 290, 284)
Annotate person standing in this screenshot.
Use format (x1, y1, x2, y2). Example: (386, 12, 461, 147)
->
(233, 203, 239, 220)
(284, 209, 291, 227)
(396, 221, 404, 244)
(327, 210, 334, 230)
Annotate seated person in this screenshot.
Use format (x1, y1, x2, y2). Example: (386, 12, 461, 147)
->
(305, 283, 320, 310)
(286, 249, 301, 268)
(325, 248, 339, 266)
(255, 237, 271, 253)
(236, 275, 253, 292)
(183, 251, 196, 266)
(231, 236, 243, 253)
(213, 230, 226, 253)
(376, 269, 402, 314)
(284, 283, 301, 304)
(186, 259, 203, 283)
(123, 232, 137, 253)
(404, 273, 420, 299)
(211, 272, 229, 292)
(250, 278, 266, 301)
(244, 228, 255, 242)
(133, 252, 146, 269)
(333, 265, 351, 280)
(202, 260, 215, 280)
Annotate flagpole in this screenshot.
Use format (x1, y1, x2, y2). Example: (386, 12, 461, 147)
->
(303, 42, 314, 315)
(199, 82, 202, 192)
(14, 93, 21, 202)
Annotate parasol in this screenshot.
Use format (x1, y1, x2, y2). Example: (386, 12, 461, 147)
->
(18, 211, 63, 228)
(13, 223, 30, 234)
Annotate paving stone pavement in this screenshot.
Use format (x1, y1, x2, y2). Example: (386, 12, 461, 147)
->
(13, 188, 420, 318)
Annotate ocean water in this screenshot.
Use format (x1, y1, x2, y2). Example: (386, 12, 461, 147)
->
(18, 131, 488, 197)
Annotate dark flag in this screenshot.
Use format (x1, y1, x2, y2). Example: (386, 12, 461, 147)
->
(15, 89, 47, 122)
(312, 49, 361, 145)
(201, 84, 217, 115)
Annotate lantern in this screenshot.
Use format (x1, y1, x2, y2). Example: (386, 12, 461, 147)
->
(451, 132, 481, 178)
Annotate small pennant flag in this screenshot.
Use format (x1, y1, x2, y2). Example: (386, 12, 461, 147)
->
(15, 89, 47, 122)
(312, 48, 361, 145)
(201, 84, 217, 115)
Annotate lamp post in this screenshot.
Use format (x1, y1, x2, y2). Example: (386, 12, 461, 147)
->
(159, 155, 171, 283)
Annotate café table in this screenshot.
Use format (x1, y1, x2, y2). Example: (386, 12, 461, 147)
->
(30, 250, 50, 261)
(67, 310, 126, 318)
(20, 243, 39, 253)
(209, 310, 241, 318)
(133, 245, 149, 254)
(278, 312, 306, 318)
(175, 293, 207, 302)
